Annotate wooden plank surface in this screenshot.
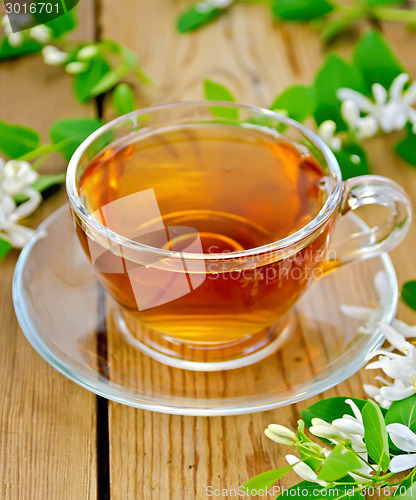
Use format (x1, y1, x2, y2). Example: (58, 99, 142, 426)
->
(99, 2, 416, 499)
(0, 2, 98, 499)
(2, 1, 416, 499)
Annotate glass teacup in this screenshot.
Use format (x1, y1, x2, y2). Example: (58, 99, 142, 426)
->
(66, 102, 412, 370)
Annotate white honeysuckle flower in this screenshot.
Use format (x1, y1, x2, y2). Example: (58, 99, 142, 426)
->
(341, 100, 379, 140)
(310, 399, 366, 454)
(338, 85, 388, 133)
(29, 25, 50, 43)
(65, 61, 88, 75)
(0, 160, 38, 196)
(309, 399, 376, 482)
(317, 120, 342, 151)
(362, 323, 416, 408)
(42, 45, 69, 65)
(0, 195, 37, 248)
(285, 455, 328, 487)
(0, 159, 41, 248)
(388, 73, 416, 133)
(264, 424, 297, 445)
(337, 73, 416, 135)
(7, 31, 24, 48)
(387, 423, 416, 473)
(76, 45, 99, 61)
(2, 16, 24, 47)
(195, 0, 234, 13)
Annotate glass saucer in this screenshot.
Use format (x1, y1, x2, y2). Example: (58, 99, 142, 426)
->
(13, 205, 398, 416)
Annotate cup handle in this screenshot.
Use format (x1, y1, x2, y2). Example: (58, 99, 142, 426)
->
(324, 175, 413, 273)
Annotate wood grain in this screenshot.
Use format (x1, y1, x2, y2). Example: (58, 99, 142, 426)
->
(98, 1, 416, 499)
(0, 2, 98, 499)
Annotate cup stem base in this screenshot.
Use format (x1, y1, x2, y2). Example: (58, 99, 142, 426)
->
(113, 309, 296, 371)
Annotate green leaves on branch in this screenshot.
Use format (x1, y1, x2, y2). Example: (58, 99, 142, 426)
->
(72, 41, 149, 103)
(0, 9, 148, 104)
(245, 395, 416, 498)
(0, 116, 102, 166)
(202, 30, 416, 179)
(176, 0, 414, 39)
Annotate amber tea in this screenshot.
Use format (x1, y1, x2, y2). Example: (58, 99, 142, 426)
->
(76, 123, 334, 345)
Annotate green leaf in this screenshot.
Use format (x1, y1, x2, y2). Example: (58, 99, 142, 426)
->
(302, 397, 384, 428)
(269, 85, 315, 123)
(0, 119, 40, 158)
(118, 44, 139, 68)
(401, 281, 416, 311)
(297, 420, 323, 471)
(204, 79, 236, 102)
(362, 400, 390, 472)
(334, 143, 371, 180)
(177, 4, 224, 32)
(32, 173, 66, 192)
(89, 64, 130, 97)
(277, 480, 360, 498)
(43, 9, 77, 37)
(74, 55, 111, 102)
(396, 129, 416, 167)
(272, 0, 334, 21)
(395, 483, 416, 499)
(0, 37, 43, 61)
(317, 445, 361, 482)
(112, 84, 136, 116)
(353, 30, 404, 91)
(243, 466, 292, 491)
(0, 239, 12, 260)
(203, 80, 238, 119)
(49, 117, 102, 161)
(386, 394, 416, 433)
(393, 471, 416, 497)
(314, 54, 367, 129)
(366, 0, 404, 5)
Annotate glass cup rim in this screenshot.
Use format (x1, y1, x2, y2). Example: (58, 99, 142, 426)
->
(66, 100, 343, 262)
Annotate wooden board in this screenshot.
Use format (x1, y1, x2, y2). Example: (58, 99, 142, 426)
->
(2, 0, 416, 498)
(0, 2, 98, 499)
